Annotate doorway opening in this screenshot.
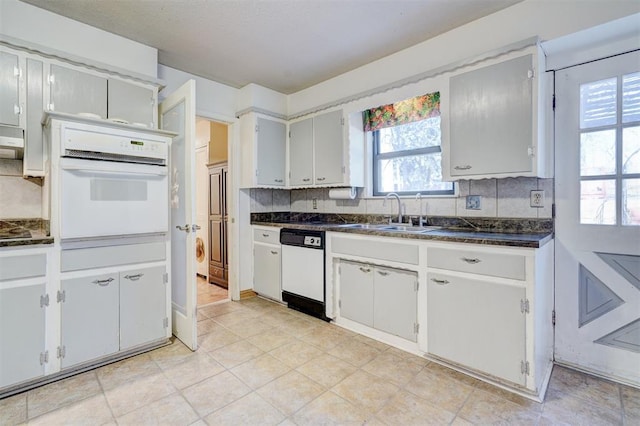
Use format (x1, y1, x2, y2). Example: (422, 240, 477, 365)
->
(195, 117, 230, 306)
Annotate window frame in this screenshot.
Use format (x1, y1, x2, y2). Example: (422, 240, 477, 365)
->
(371, 126, 455, 197)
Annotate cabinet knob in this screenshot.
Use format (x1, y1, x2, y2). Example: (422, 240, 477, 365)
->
(460, 257, 481, 264)
(454, 165, 472, 170)
(431, 278, 450, 285)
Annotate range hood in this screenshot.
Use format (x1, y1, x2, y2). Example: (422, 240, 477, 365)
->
(0, 125, 24, 160)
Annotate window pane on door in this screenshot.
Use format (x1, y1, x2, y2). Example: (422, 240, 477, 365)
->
(580, 130, 616, 176)
(623, 178, 640, 226)
(623, 126, 640, 174)
(623, 72, 640, 124)
(580, 78, 617, 129)
(581, 179, 616, 225)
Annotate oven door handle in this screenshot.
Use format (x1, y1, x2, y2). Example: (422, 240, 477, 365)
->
(61, 164, 167, 177)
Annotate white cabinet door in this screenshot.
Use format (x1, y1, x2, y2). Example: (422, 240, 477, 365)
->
(339, 260, 374, 327)
(120, 267, 167, 350)
(289, 117, 313, 186)
(427, 272, 526, 386)
(61, 273, 119, 368)
(0, 282, 46, 388)
(108, 79, 155, 127)
(253, 243, 281, 301)
(373, 267, 418, 342)
(256, 117, 286, 187)
(449, 54, 534, 177)
(313, 110, 344, 185)
(50, 65, 107, 118)
(24, 58, 45, 176)
(0, 51, 20, 126)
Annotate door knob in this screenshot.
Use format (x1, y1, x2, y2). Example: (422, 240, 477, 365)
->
(191, 224, 201, 232)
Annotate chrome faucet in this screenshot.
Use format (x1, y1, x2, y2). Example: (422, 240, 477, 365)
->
(415, 193, 424, 227)
(383, 192, 403, 224)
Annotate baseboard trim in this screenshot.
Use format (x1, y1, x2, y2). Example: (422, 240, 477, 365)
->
(240, 289, 257, 299)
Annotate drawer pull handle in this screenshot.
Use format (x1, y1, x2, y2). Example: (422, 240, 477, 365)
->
(431, 278, 450, 285)
(454, 165, 472, 170)
(262, 233, 269, 237)
(302, 178, 311, 182)
(317, 177, 326, 181)
(93, 277, 114, 286)
(270, 250, 278, 255)
(461, 257, 481, 264)
(359, 267, 371, 273)
(377, 271, 389, 276)
(274, 179, 284, 183)
(124, 273, 144, 281)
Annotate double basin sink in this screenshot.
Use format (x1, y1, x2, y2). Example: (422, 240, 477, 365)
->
(336, 223, 443, 234)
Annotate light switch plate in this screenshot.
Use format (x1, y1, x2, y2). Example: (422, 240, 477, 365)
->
(466, 195, 481, 210)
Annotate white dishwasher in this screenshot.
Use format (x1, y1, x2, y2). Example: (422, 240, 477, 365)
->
(280, 228, 327, 321)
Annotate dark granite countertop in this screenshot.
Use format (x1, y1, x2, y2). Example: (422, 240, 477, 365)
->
(251, 213, 553, 248)
(0, 219, 53, 248)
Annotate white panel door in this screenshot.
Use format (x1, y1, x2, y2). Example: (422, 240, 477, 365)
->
(373, 267, 418, 342)
(555, 51, 640, 385)
(253, 243, 281, 301)
(160, 80, 198, 350)
(338, 260, 374, 327)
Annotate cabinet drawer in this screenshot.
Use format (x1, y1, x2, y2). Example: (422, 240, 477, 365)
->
(253, 228, 280, 244)
(209, 265, 227, 280)
(332, 236, 419, 265)
(0, 254, 46, 281)
(61, 242, 166, 272)
(427, 247, 525, 280)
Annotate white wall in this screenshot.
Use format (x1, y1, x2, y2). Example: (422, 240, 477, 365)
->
(288, 0, 640, 116)
(158, 65, 238, 122)
(0, 0, 157, 78)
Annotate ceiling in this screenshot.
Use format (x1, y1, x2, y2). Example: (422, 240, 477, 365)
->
(21, 0, 522, 94)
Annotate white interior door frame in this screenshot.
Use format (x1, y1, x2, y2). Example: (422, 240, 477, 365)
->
(194, 111, 240, 302)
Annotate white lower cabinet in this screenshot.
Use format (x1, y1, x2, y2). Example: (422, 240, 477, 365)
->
(60, 266, 167, 369)
(339, 260, 418, 342)
(119, 267, 167, 350)
(0, 252, 48, 389)
(0, 282, 47, 388)
(427, 273, 526, 385)
(252, 226, 281, 301)
(60, 273, 120, 368)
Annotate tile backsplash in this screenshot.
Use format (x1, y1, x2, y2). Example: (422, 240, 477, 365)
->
(0, 160, 43, 219)
(250, 177, 554, 220)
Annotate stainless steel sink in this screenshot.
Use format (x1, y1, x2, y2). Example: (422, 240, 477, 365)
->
(336, 223, 442, 233)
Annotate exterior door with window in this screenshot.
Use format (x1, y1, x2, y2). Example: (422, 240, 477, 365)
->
(555, 51, 640, 386)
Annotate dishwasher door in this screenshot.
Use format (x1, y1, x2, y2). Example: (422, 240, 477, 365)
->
(281, 244, 324, 302)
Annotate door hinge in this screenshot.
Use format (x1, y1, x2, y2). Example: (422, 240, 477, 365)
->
(521, 360, 530, 376)
(414, 323, 420, 334)
(14, 66, 22, 78)
(338, 300, 342, 308)
(48, 74, 55, 85)
(163, 317, 169, 328)
(340, 117, 345, 126)
(39, 351, 49, 365)
(342, 166, 345, 174)
(520, 298, 530, 314)
(414, 281, 419, 292)
(255, 124, 259, 133)
(552, 310, 556, 326)
(527, 146, 534, 157)
(57, 346, 66, 359)
(163, 272, 169, 284)
(338, 265, 341, 274)
(40, 294, 49, 307)
(57, 290, 66, 303)
(527, 69, 534, 79)
(288, 130, 291, 138)
(552, 94, 556, 111)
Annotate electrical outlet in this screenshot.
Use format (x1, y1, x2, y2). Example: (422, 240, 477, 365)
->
(312, 198, 318, 209)
(466, 195, 481, 210)
(530, 190, 545, 208)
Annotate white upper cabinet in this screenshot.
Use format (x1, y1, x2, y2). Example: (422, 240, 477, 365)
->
(289, 117, 314, 186)
(49, 64, 108, 118)
(108, 78, 156, 127)
(444, 46, 551, 180)
(0, 51, 20, 127)
(240, 113, 287, 188)
(288, 109, 364, 188)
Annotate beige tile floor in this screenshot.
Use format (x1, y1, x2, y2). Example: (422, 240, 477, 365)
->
(197, 275, 228, 306)
(2, 296, 639, 425)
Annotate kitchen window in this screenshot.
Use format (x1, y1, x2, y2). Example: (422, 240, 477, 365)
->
(365, 92, 454, 196)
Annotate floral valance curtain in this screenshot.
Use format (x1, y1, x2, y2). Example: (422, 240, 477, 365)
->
(363, 92, 440, 132)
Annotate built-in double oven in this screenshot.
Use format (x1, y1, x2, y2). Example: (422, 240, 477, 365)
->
(54, 119, 170, 241)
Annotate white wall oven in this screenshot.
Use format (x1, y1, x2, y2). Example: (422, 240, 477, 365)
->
(52, 118, 171, 240)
